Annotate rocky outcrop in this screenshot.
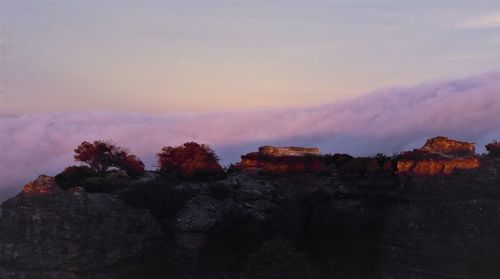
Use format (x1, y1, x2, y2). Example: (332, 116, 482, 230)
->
(258, 146, 321, 157)
(421, 136, 475, 155)
(237, 146, 326, 173)
(22, 175, 62, 195)
(397, 137, 480, 176)
(0, 176, 162, 279)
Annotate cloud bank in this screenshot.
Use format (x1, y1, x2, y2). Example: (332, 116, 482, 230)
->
(1, 71, 499, 200)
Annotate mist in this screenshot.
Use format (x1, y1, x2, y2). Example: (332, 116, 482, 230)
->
(1, 71, 499, 200)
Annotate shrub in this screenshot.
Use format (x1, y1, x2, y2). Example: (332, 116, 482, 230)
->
(117, 153, 146, 177)
(55, 166, 98, 190)
(74, 140, 145, 176)
(485, 141, 500, 157)
(339, 157, 381, 176)
(157, 142, 226, 180)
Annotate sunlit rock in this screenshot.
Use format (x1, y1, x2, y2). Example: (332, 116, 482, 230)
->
(22, 175, 62, 195)
(397, 136, 480, 176)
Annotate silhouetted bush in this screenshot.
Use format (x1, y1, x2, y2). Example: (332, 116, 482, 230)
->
(239, 235, 319, 279)
(339, 157, 381, 176)
(55, 166, 98, 190)
(326, 153, 354, 168)
(157, 142, 226, 181)
(486, 141, 500, 157)
(74, 140, 145, 176)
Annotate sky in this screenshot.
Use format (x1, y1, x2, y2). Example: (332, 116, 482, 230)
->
(1, 0, 500, 114)
(1, 1, 500, 199)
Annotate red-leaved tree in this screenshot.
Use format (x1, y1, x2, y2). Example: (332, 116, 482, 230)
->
(157, 142, 225, 179)
(74, 140, 145, 176)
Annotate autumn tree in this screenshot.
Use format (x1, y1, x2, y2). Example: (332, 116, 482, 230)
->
(74, 140, 145, 176)
(157, 142, 225, 180)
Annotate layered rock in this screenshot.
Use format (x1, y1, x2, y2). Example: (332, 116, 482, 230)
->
(237, 146, 326, 173)
(0, 176, 162, 279)
(397, 137, 480, 176)
(421, 136, 475, 155)
(258, 146, 321, 157)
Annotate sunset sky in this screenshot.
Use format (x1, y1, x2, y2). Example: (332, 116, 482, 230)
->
(1, 0, 500, 115)
(1, 1, 500, 196)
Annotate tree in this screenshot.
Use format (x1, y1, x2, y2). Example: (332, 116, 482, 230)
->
(157, 142, 225, 179)
(485, 141, 500, 157)
(74, 140, 145, 176)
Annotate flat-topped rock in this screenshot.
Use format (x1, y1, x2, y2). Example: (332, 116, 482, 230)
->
(397, 136, 480, 176)
(258, 146, 321, 157)
(421, 136, 475, 155)
(235, 146, 326, 173)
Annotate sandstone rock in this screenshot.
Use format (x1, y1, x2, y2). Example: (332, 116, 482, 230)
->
(236, 146, 326, 173)
(22, 175, 62, 195)
(397, 136, 480, 176)
(0, 177, 163, 278)
(258, 146, 321, 157)
(421, 136, 475, 155)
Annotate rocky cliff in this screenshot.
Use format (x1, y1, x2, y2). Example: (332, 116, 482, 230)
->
(397, 137, 480, 176)
(0, 176, 162, 279)
(1, 147, 500, 279)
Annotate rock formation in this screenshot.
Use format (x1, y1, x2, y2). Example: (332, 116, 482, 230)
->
(236, 146, 326, 173)
(0, 176, 162, 279)
(397, 136, 480, 176)
(258, 146, 321, 157)
(420, 136, 475, 155)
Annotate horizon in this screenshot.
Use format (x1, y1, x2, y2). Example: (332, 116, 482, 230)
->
(1, 1, 500, 198)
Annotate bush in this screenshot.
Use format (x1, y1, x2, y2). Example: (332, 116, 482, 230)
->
(339, 157, 381, 176)
(74, 140, 145, 176)
(485, 141, 500, 157)
(55, 166, 98, 190)
(157, 142, 226, 180)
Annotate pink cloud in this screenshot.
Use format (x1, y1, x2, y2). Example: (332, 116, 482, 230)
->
(1, 71, 499, 200)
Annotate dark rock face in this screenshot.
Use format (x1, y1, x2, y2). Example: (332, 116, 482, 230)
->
(0, 176, 162, 279)
(381, 169, 500, 279)
(1, 161, 500, 279)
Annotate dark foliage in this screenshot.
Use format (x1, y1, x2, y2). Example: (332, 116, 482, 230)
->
(54, 166, 98, 190)
(120, 176, 193, 229)
(157, 142, 226, 181)
(486, 141, 500, 157)
(339, 157, 381, 176)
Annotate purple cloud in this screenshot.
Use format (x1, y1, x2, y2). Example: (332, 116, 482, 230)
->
(1, 71, 499, 200)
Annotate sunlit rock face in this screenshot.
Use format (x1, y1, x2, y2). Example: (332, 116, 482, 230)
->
(237, 146, 326, 173)
(420, 136, 475, 155)
(397, 137, 480, 176)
